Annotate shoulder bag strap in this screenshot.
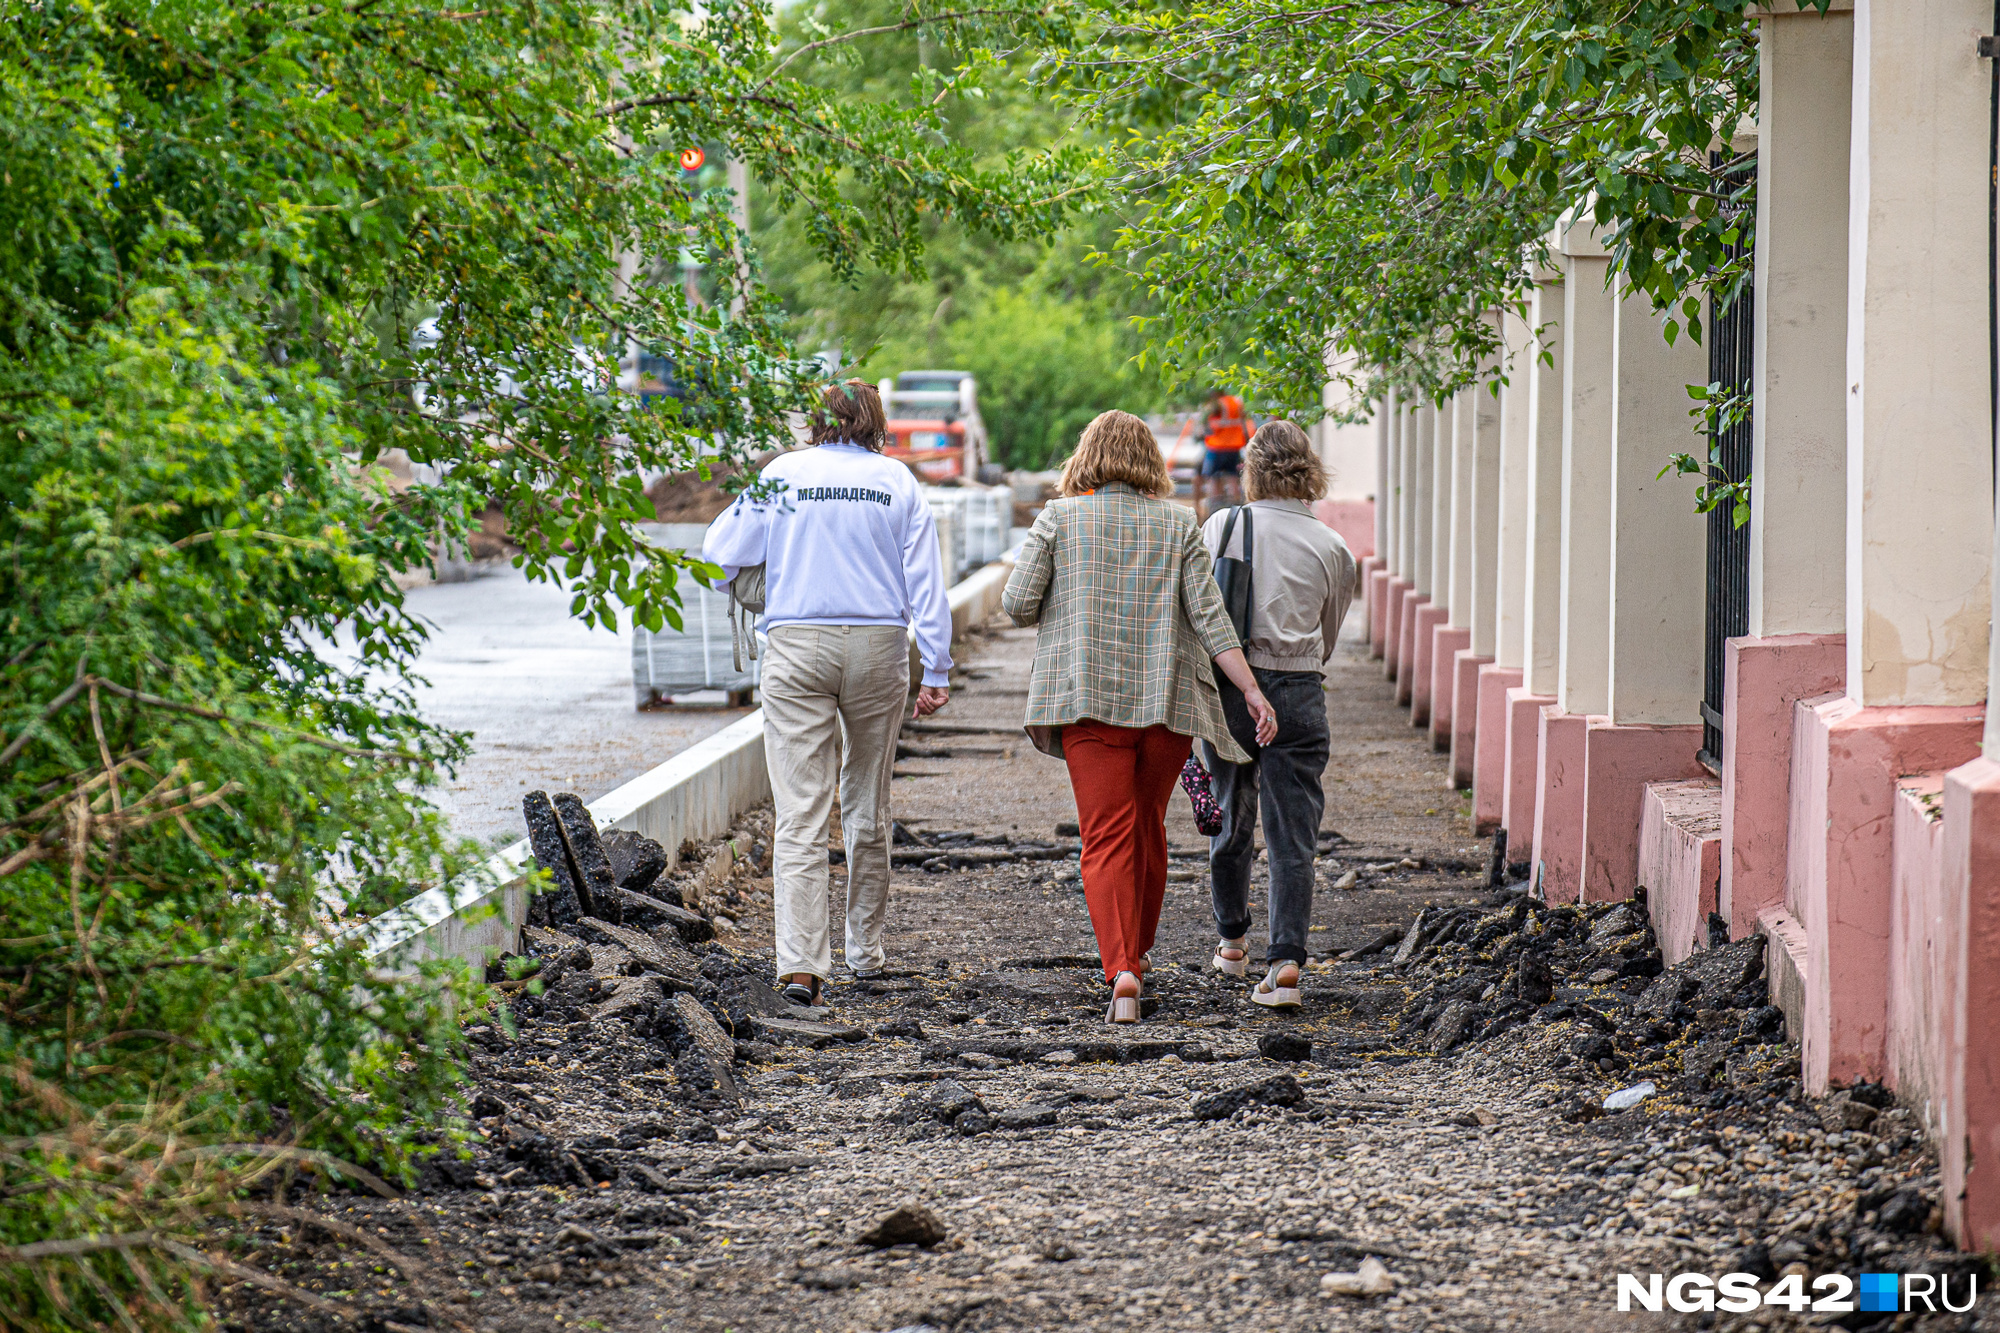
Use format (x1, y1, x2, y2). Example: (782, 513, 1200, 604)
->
(1241, 507, 1255, 636)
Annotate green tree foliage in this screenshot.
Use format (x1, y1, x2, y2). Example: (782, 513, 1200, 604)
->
(0, 0, 1061, 1324)
(1044, 0, 1783, 410)
(863, 283, 1168, 469)
(0, 276, 481, 1327)
(754, 0, 1171, 466)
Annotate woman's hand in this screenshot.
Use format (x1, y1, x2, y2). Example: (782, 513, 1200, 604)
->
(1243, 686, 1278, 747)
(1213, 647, 1279, 747)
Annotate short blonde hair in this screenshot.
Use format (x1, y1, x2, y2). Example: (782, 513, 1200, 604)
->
(1058, 410, 1172, 498)
(1243, 420, 1326, 502)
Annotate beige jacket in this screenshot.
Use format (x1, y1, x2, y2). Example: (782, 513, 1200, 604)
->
(1001, 484, 1248, 763)
(1200, 499, 1355, 674)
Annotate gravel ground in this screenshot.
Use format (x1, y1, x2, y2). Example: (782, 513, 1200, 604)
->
(216, 618, 1991, 1333)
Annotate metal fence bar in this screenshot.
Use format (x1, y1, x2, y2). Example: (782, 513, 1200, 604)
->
(1700, 156, 1756, 771)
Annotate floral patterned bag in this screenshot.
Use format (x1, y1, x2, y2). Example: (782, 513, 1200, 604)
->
(1180, 754, 1224, 837)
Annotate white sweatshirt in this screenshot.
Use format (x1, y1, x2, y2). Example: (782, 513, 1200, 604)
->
(703, 443, 954, 687)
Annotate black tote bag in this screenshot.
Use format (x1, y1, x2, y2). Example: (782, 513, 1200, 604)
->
(1213, 505, 1254, 644)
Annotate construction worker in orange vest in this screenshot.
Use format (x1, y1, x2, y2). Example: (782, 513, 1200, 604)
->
(1198, 387, 1253, 519)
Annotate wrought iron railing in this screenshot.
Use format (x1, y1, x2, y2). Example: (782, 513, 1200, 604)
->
(1699, 159, 1756, 771)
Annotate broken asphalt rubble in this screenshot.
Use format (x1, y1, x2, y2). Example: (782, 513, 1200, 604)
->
(1372, 888, 1793, 1121)
(425, 799, 1958, 1322)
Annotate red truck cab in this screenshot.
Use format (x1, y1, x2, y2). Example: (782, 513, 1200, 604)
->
(884, 418, 969, 481)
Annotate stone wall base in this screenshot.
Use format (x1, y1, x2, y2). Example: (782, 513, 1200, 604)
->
(1450, 651, 1494, 786)
(1503, 688, 1557, 852)
(1428, 625, 1470, 750)
(1472, 666, 1525, 835)
(1364, 563, 1389, 657)
(1638, 779, 1723, 965)
(1721, 633, 1845, 940)
(1789, 696, 1983, 1094)
(1581, 719, 1705, 904)
(1942, 755, 2000, 1251)
(1533, 708, 1590, 903)
(1410, 603, 1448, 725)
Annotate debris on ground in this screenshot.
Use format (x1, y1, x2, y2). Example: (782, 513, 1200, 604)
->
(210, 626, 1983, 1333)
(1320, 1255, 1399, 1297)
(857, 1203, 949, 1249)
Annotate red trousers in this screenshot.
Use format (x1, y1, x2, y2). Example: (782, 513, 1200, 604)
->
(1062, 720, 1193, 983)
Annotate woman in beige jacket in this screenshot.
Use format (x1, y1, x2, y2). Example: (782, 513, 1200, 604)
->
(1002, 410, 1275, 1023)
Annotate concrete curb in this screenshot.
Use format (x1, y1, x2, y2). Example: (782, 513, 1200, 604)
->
(360, 558, 1016, 976)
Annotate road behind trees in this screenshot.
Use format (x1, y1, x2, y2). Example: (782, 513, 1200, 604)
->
(342, 565, 752, 848)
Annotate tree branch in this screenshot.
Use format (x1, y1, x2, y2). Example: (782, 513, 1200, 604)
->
(756, 7, 1047, 90)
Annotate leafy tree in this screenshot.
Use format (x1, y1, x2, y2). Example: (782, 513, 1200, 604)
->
(0, 0, 1062, 1324)
(1043, 0, 1779, 409)
(753, 0, 1171, 466)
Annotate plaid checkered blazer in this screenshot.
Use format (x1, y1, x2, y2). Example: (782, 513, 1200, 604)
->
(1001, 483, 1248, 763)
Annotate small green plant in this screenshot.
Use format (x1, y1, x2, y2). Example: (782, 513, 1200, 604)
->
(1659, 380, 1754, 529)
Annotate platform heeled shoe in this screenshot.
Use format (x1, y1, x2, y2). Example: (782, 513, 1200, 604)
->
(1211, 936, 1250, 978)
(1106, 971, 1142, 1025)
(1250, 960, 1302, 1009)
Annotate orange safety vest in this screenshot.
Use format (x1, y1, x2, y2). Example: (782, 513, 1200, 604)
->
(1204, 394, 1248, 452)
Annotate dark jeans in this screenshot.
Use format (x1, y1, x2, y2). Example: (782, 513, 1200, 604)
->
(1205, 669, 1329, 965)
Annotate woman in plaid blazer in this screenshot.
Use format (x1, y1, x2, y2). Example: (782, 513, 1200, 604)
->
(1003, 410, 1277, 1023)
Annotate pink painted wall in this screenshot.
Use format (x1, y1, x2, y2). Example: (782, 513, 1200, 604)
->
(1361, 561, 1386, 654)
(1427, 624, 1469, 750)
(1790, 696, 1984, 1094)
(1581, 720, 1705, 904)
(1383, 580, 1411, 677)
(1503, 688, 1556, 848)
(1449, 651, 1492, 787)
(1533, 708, 1589, 903)
(1784, 694, 1842, 940)
(1472, 666, 1523, 835)
(1637, 779, 1723, 966)
(1313, 498, 1376, 561)
(1720, 634, 1844, 941)
(1395, 591, 1426, 703)
(1942, 755, 2000, 1252)
(1885, 776, 1949, 1137)
(1410, 604, 1448, 727)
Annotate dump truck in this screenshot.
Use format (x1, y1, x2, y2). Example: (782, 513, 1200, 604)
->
(878, 370, 991, 482)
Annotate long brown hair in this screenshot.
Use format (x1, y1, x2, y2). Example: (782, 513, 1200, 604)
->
(806, 379, 888, 450)
(1057, 410, 1172, 498)
(1243, 420, 1326, 501)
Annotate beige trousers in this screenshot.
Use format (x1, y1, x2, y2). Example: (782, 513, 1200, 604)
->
(761, 624, 911, 980)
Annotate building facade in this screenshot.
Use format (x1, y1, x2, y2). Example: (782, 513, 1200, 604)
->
(1352, 0, 2000, 1252)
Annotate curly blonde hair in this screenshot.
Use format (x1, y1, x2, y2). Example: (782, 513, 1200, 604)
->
(1058, 410, 1172, 498)
(1243, 420, 1326, 502)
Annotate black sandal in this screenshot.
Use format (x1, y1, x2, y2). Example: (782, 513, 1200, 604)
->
(781, 974, 823, 1008)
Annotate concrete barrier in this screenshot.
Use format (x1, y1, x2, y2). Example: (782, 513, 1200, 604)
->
(948, 557, 1014, 638)
(360, 559, 1012, 976)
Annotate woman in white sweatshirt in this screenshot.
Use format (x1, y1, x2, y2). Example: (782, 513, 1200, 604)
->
(703, 381, 952, 1007)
